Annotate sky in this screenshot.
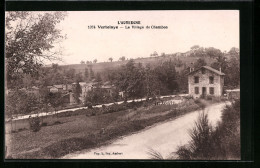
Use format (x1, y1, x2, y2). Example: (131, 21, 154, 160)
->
(51, 10, 239, 65)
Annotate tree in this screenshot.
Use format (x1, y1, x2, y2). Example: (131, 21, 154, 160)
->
(191, 45, 200, 50)
(194, 58, 207, 69)
(227, 47, 240, 60)
(109, 57, 113, 62)
(90, 68, 95, 80)
(154, 60, 179, 94)
(119, 56, 126, 61)
(84, 68, 89, 80)
(5, 11, 67, 88)
(228, 47, 239, 57)
(161, 52, 166, 57)
(95, 72, 102, 83)
(48, 92, 63, 114)
(85, 87, 113, 105)
(51, 63, 60, 73)
(205, 47, 223, 58)
(144, 64, 161, 98)
(6, 90, 40, 117)
(150, 51, 158, 57)
(210, 50, 239, 88)
(115, 59, 145, 101)
(22, 74, 34, 88)
(75, 73, 83, 82)
(80, 60, 85, 64)
(224, 57, 240, 88)
(6, 90, 40, 131)
(65, 68, 76, 83)
(190, 47, 206, 57)
(73, 81, 82, 104)
(93, 59, 97, 63)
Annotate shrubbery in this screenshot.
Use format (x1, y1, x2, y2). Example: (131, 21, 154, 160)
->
(29, 116, 41, 132)
(176, 99, 240, 160)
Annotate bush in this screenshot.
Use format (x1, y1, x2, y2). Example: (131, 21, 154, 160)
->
(176, 99, 240, 160)
(29, 116, 41, 132)
(18, 128, 27, 132)
(41, 122, 48, 127)
(53, 121, 62, 125)
(194, 99, 206, 109)
(176, 112, 214, 160)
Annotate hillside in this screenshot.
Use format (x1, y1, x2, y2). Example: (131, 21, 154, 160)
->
(60, 55, 216, 74)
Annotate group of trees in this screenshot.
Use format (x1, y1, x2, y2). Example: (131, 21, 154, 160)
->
(191, 47, 240, 88)
(106, 59, 180, 101)
(80, 59, 98, 64)
(80, 56, 127, 64)
(4, 11, 83, 119)
(189, 45, 223, 58)
(8, 63, 101, 89)
(5, 11, 67, 89)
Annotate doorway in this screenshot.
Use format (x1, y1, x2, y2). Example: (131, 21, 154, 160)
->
(202, 87, 206, 98)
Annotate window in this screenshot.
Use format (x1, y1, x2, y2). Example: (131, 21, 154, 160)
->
(210, 87, 214, 95)
(194, 76, 199, 83)
(195, 87, 199, 94)
(209, 76, 214, 84)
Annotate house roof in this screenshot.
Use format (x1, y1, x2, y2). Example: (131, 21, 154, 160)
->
(53, 85, 63, 89)
(31, 86, 39, 90)
(79, 82, 87, 85)
(50, 86, 58, 89)
(188, 66, 225, 76)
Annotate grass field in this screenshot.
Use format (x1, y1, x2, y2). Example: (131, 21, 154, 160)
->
(5, 99, 203, 159)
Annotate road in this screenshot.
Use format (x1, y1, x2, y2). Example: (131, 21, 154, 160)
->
(62, 102, 229, 159)
(11, 94, 188, 121)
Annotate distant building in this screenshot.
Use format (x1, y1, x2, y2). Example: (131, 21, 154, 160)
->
(47, 86, 53, 90)
(101, 85, 114, 96)
(119, 91, 124, 98)
(53, 85, 63, 92)
(49, 86, 59, 93)
(80, 82, 94, 102)
(63, 84, 73, 91)
(27, 86, 40, 96)
(188, 66, 225, 98)
(226, 89, 240, 100)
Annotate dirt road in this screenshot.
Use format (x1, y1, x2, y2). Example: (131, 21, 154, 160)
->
(63, 102, 229, 159)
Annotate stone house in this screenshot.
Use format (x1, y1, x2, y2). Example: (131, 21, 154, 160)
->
(53, 85, 63, 92)
(188, 66, 225, 98)
(49, 86, 59, 93)
(62, 84, 73, 92)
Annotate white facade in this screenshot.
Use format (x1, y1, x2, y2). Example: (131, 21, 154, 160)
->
(188, 66, 224, 98)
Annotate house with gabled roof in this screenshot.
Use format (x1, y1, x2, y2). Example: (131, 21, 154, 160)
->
(188, 66, 225, 98)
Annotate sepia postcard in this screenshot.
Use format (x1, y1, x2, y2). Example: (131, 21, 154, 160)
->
(5, 10, 241, 160)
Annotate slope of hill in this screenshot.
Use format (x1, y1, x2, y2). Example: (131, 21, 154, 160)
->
(60, 55, 216, 74)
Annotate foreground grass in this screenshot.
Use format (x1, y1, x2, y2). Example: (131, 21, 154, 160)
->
(6, 99, 202, 159)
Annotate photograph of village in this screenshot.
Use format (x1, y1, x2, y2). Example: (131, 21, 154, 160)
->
(5, 11, 240, 160)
